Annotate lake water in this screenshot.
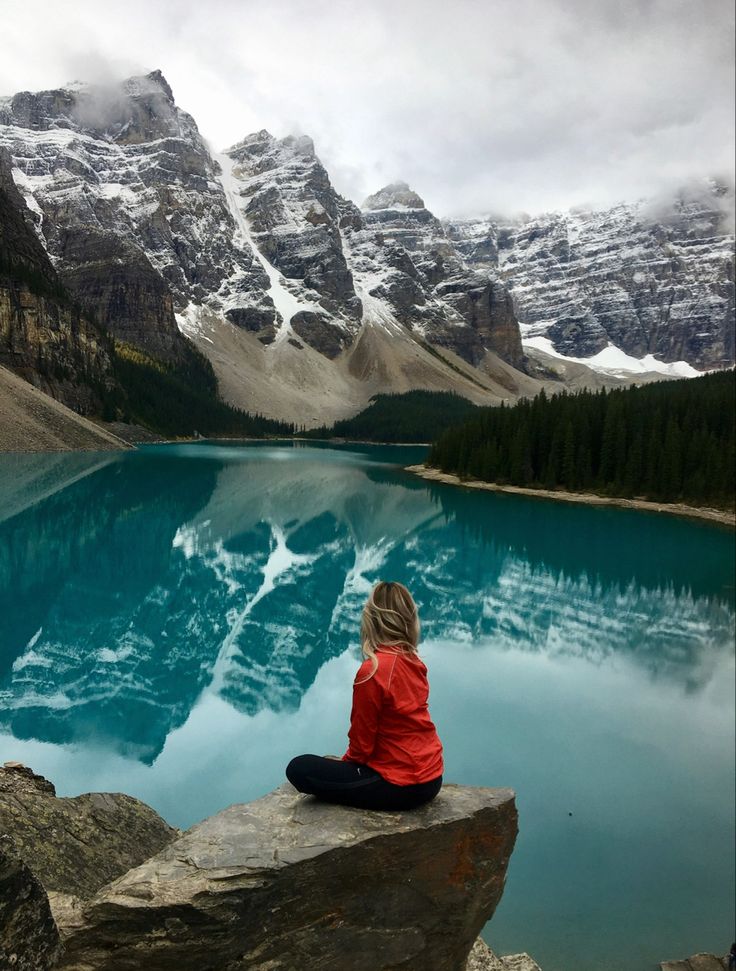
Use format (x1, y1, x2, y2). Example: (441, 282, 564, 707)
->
(0, 442, 733, 970)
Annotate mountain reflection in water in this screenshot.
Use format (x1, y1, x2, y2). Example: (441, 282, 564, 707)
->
(0, 443, 733, 971)
(0, 443, 733, 762)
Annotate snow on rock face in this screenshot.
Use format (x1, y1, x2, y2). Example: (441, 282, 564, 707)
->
(446, 185, 735, 370)
(524, 336, 701, 379)
(347, 183, 524, 367)
(0, 71, 246, 360)
(2, 68, 729, 384)
(224, 129, 363, 346)
(363, 181, 426, 211)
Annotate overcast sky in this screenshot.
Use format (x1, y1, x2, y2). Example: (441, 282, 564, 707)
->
(3, 0, 734, 217)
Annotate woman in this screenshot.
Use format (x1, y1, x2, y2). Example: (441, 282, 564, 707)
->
(286, 581, 443, 811)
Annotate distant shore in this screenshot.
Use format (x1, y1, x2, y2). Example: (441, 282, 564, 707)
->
(405, 464, 736, 529)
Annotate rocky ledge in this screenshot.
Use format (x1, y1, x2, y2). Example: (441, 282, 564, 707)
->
(660, 955, 730, 970)
(0, 763, 530, 971)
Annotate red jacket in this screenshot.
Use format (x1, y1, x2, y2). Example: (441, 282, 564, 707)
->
(342, 647, 444, 785)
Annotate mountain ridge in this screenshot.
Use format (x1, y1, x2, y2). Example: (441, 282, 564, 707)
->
(1, 68, 732, 428)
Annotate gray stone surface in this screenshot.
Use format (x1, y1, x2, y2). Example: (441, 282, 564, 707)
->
(660, 954, 728, 971)
(0, 148, 116, 415)
(58, 782, 518, 971)
(500, 954, 544, 971)
(0, 765, 177, 898)
(465, 939, 543, 971)
(350, 182, 524, 367)
(446, 189, 735, 370)
(0, 835, 61, 971)
(228, 130, 363, 326)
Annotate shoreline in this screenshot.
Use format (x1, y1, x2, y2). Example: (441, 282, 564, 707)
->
(404, 464, 736, 529)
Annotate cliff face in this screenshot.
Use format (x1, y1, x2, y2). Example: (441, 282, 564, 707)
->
(0, 833, 61, 971)
(354, 181, 525, 367)
(2, 68, 731, 427)
(229, 131, 362, 322)
(0, 72, 526, 382)
(0, 148, 114, 413)
(446, 185, 735, 369)
(0, 73, 219, 366)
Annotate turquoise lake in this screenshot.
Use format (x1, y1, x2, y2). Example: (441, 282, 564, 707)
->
(0, 442, 733, 970)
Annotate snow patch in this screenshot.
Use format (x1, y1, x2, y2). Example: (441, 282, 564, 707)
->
(175, 303, 214, 344)
(524, 336, 703, 378)
(10, 166, 45, 238)
(215, 152, 318, 342)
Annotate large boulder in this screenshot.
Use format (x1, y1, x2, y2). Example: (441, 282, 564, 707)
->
(0, 835, 61, 971)
(466, 938, 542, 970)
(660, 955, 729, 970)
(57, 782, 518, 971)
(0, 763, 177, 898)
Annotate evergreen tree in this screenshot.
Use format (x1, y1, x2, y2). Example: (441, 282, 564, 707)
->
(426, 372, 735, 510)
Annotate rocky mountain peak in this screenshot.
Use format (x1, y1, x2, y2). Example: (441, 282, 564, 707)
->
(2, 67, 732, 431)
(0, 68, 194, 146)
(281, 133, 316, 157)
(142, 68, 175, 102)
(224, 128, 363, 334)
(363, 181, 426, 211)
(229, 130, 318, 169)
(227, 128, 276, 156)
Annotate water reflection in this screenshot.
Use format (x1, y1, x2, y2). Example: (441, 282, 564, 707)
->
(1, 443, 732, 971)
(0, 444, 733, 762)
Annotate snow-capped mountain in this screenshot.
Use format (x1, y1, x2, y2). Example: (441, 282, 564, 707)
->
(0, 70, 234, 364)
(0, 69, 733, 426)
(446, 187, 735, 371)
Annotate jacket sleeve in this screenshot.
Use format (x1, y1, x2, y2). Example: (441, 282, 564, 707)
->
(342, 665, 383, 764)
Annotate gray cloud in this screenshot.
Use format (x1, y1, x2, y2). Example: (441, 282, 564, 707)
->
(2, 0, 733, 217)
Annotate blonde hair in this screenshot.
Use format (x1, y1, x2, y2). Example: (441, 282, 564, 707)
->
(356, 581, 420, 683)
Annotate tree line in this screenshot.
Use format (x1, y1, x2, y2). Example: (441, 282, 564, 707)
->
(427, 372, 735, 509)
(306, 390, 480, 443)
(110, 341, 295, 438)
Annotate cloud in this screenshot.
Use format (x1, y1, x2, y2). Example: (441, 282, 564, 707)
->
(1, 0, 733, 216)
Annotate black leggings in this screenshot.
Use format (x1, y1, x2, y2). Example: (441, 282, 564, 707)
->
(286, 754, 442, 811)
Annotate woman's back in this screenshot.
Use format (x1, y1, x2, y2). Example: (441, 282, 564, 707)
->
(286, 581, 443, 811)
(345, 648, 443, 786)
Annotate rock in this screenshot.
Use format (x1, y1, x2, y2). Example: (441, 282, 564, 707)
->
(0, 835, 61, 971)
(660, 954, 728, 970)
(0, 763, 56, 796)
(465, 938, 543, 971)
(57, 231, 188, 365)
(466, 939, 506, 970)
(498, 954, 544, 971)
(0, 765, 177, 898)
(228, 130, 363, 326)
(0, 70, 248, 355)
(446, 187, 735, 370)
(363, 182, 426, 211)
(58, 782, 518, 971)
(353, 182, 524, 367)
(0, 147, 115, 415)
(290, 310, 351, 358)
